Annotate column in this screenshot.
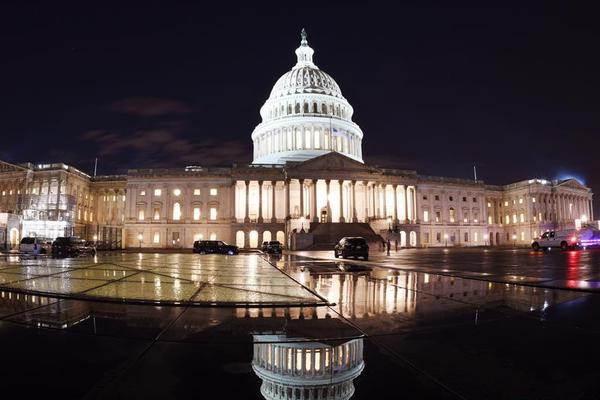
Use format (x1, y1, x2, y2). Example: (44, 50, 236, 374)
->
(326, 180, 332, 222)
(381, 184, 387, 219)
(271, 180, 277, 223)
(351, 180, 357, 222)
(372, 183, 377, 218)
(393, 184, 398, 223)
(231, 181, 237, 222)
(258, 181, 264, 223)
(311, 180, 318, 223)
(298, 179, 305, 218)
(338, 180, 345, 222)
(285, 179, 291, 219)
(244, 180, 250, 223)
(404, 185, 409, 224)
(412, 186, 418, 223)
(363, 181, 369, 221)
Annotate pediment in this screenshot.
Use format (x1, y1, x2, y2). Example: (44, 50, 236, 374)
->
(286, 152, 380, 174)
(557, 178, 588, 191)
(0, 160, 28, 174)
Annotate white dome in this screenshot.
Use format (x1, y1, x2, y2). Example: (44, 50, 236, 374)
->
(252, 29, 364, 165)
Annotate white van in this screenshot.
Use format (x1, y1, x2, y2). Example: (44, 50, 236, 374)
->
(19, 237, 51, 255)
(531, 230, 578, 251)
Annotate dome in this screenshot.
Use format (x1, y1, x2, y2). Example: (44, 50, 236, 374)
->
(269, 67, 344, 99)
(252, 29, 364, 165)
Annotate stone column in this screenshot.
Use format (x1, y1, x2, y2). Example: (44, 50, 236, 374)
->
(258, 181, 264, 223)
(382, 184, 387, 219)
(363, 181, 369, 221)
(325, 179, 332, 222)
(338, 180, 345, 222)
(372, 183, 377, 218)
(271, 181, 277, 223)
(392, 184, 399, 223)
(351, 180, 357, 222)
(285, 179, 291, 220)
(244, 180, 250, 223)
(412, 186, 418, 223)
(298, 179, 305, 218)
(404, 185, 409, 224)
(231, 181, 237, 222)
(311, 180, 318, 223)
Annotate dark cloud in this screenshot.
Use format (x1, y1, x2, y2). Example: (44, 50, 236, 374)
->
(108, 97, 193, 117)
(81, 128, 251, 171)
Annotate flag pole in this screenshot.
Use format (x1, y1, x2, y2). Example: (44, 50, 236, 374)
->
(473, 164, 477, 181)
(94, 157, 98, 177)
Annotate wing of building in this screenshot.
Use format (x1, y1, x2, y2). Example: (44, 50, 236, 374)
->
(0, 31, 594, 250)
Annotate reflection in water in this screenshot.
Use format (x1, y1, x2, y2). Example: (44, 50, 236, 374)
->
(253, 335, 364, 400)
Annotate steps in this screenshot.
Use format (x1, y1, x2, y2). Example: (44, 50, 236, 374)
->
(307, 222, 383, 250)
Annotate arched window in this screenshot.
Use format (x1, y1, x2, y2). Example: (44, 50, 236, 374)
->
(173, 202, 181, 220)
(312, 102, 318, 113)
(322, 103, 327, 114)
(303, 103, 309, 113)
(276, 230, 285, 246)
(236, 231, 245, 248)
(262, 231, 272, 242)
(287, 104, 292, 114)
(249, 230, 259, 248)
(295, 103, 300, 113)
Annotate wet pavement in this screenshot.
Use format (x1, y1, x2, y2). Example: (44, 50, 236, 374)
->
(0, 250, 599, 399)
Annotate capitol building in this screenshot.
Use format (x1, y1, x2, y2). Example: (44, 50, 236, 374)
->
(0, 30, 594, 250)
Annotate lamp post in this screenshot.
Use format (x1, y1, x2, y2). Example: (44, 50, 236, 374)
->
(137, 233, 143, 249)
(387, 216, 392, 231)
(300, 216, 306, 233)
(444, 233, 448, 248)
(512, 234, 517, 248)
(483, 234, 489, 246)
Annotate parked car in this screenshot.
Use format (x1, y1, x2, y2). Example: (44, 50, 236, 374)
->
(334, 237, 369, 260)
(19, 237, 52, 255)
(193, 240, 239, 255)
(262, 240, 283, 254)
(531, 230, 579, 251)
(51, 237, 97, 257)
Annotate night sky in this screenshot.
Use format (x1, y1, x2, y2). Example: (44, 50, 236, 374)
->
(2, 2, 599, 210)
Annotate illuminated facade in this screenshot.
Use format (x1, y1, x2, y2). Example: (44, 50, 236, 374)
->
(0, 31, 594, 249)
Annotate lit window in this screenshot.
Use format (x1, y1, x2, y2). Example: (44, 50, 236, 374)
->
(474, 232, 478, 242)
(210, 188, 218, 196)
(519, 198, 523, 204)
(9, 190, 13, 195)
(505, 215, 510, 224)
(173, 203, 181, 220)
(504, 201, 508, 207)
(488, 215, 492, 224)
(193, 207, 200, 220)
(423, 210, 429, 222)
(153, 232, 160, 244)
(173, 188, 181, 196)
(112, 195, 116, 202)
(435, 211, 441, 222)
(140, 190, 146, 196)
(520, 232, 525, 241)
(487, 202, 491, 207)
(138, 209, 145, 221)
(449, 208, 456, 223)
(520, 213, 525, 223)
(153, 208, 160, 220)
(210, 232, 217, 240)
(122, 195, 126, 202)
(193, 189, 201, 195)
(463, 217, 468, 223)
(154, 189, 162, 196)
(512, 214, 517, 223)
(532, 197, 536, 203)
(210, 207, 217, 220)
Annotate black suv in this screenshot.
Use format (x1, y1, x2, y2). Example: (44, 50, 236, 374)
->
(51, 237, 96, 257)
(193, 240, 239, 255)
(334, 237, 369, 260)
(262, 240, 283, 254)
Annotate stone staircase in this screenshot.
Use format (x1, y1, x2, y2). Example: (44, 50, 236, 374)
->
(307, 222, 384, 250)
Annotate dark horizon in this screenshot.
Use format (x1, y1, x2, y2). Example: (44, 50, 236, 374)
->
(2, 2, 599, 202)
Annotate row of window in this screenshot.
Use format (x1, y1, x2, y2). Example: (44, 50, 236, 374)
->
(267, 101, 347, 120)
(139, 188, 218, 197)
(138, 204, 218, 221)
(423, 195, 479, 203)
(422, 208, 480, 223)
(142, 231, 218, 245)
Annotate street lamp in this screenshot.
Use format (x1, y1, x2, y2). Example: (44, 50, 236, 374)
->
(512, 234, 517, 247)
(387, 216, 392, 231)
(300, 216, 306, 233)
(483, 234, 489, 246)
(444, 233, 449, 247)
(137, 233, 143, 249)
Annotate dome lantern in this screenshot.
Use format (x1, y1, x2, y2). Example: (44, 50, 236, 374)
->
(294, 28, 316, 68)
